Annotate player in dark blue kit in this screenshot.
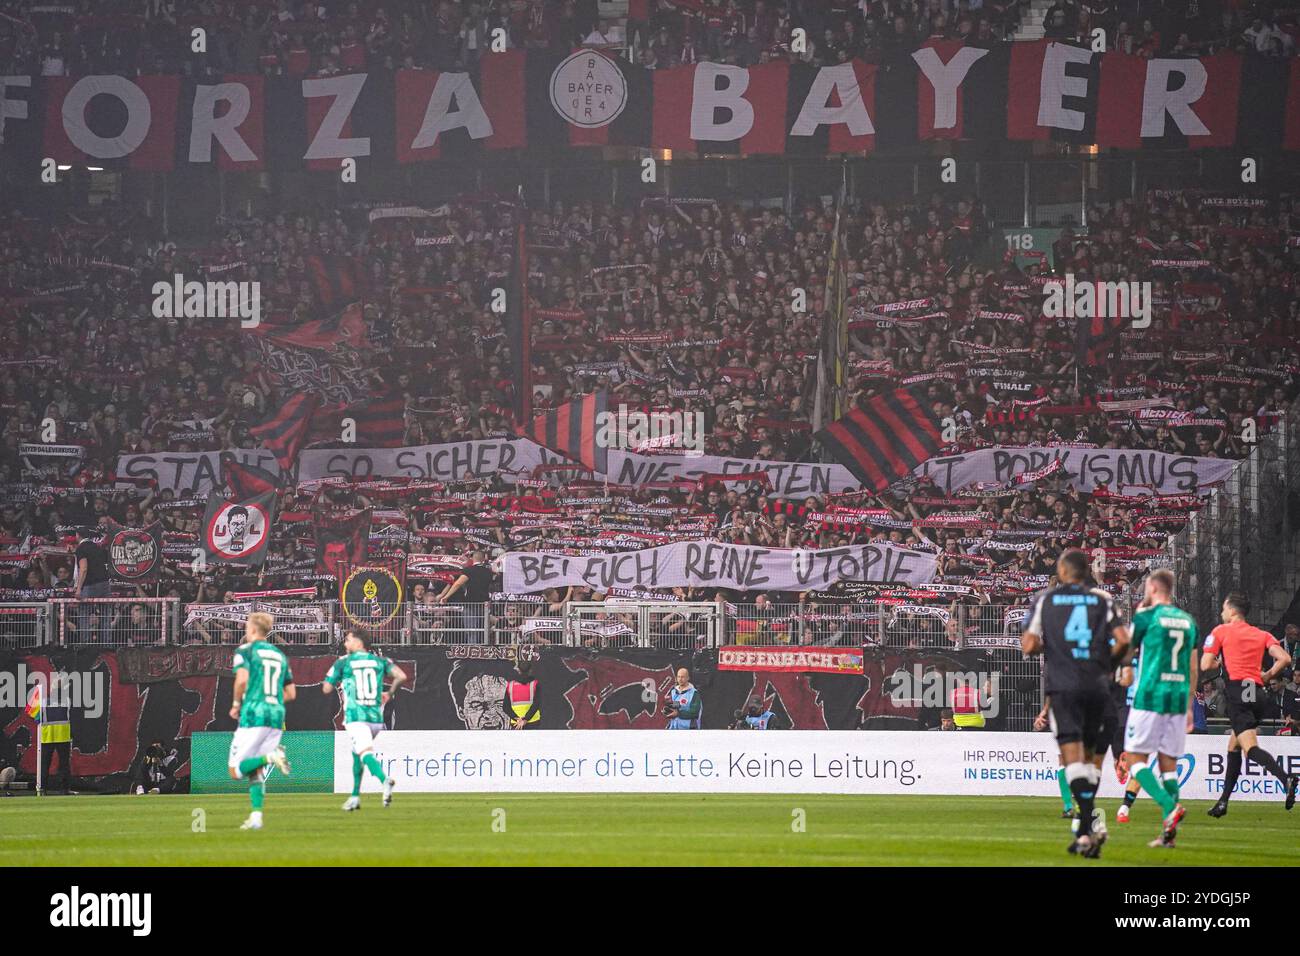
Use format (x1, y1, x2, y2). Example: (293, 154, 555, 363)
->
(1022, 549, 1130, 859)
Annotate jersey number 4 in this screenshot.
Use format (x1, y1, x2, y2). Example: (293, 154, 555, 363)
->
(1065, 606, 1092, 660)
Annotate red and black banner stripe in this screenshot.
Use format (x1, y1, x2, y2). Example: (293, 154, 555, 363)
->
(522, 390, 608, 474)
(220, 453, 282, 499)
(309, 392, 407, 448)
(305, 254, 365, 313)
(3, 48, 1299, 172)
(251, 392, 319, 471)
(815, 388, 944, 493)
(1076, 309, 1128, 366)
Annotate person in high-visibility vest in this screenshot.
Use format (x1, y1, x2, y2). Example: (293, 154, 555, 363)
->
(503, 659, 541, 729)
(39, 673, 73, 795)
(950, 674, 985, 729)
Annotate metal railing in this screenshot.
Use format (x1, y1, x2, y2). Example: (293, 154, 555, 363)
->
(725, 602, 1029, 650)
(50, 597, 180, 648)
(0, 603, 53, 649)
(1140, 396, 1300, 633)
(562, 600, 722, 650)
(2, 598, 1042, 651)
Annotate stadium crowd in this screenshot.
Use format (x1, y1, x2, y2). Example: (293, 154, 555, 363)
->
(0, 168, 1297, 660)
(1, 0, 1298, 81)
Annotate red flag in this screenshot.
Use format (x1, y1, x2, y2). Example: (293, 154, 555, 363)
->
(251, 392, 320, 470)
(520, 390, 608, 473)
(815, 388, 945, 492)
(309, 392, 407, 447)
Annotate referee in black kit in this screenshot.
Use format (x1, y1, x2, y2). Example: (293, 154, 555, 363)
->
(1021, 549, 1130, 859)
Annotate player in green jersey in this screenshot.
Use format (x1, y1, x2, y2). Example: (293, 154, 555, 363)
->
(228, 612, 295, 831)
(1122, 569, 1198, 849)
(322, 629, 407, 811)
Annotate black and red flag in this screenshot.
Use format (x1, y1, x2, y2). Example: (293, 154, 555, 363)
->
(201, 489, 276, 569)
(815, 388, 945, 492)
(104, 520, 164, 584)
(221, 453, 282, 499)
(308, 390, 407, 447)
(304, 254, 365, 314)
(520, 390, 608, 473)
(1075, 309, 1128, 366)
(251, 392, 320, 471)
(312, 507, 372, 577)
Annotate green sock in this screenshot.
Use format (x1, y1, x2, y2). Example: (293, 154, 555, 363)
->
(1133, 764, 1176, 815)
(249, 781, 264, 811)
(1056, 768, 1074, 811)
(351, 754, 363, 797)
(238, 755, 268, 777)
(1161, 772, 1180, 805)
(363, 753, 386, 782)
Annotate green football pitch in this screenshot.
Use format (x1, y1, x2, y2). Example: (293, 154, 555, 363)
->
(2, 794, 1297, 866)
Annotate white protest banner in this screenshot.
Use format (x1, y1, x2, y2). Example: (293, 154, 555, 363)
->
(296, 437, 562, 485)
(503, 540, 937, 593)
(605, 449, 860, 497)
(116, 449, 282, 494)
(338, 730, 1300, 798)
(913, 446, 1236, 495)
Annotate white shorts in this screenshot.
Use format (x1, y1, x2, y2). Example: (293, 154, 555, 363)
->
(346, 721, 385, 754)
(1123, 708, 1186, 758)
(228, 726, 283, 771)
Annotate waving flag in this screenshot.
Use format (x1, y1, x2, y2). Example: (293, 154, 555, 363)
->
(815, 388, 945, 492)
(221, 453, 282, 499)
(251, 392, 320, 471)
(308, 391, 406, 448)
(521, 390, 608, 473)
(25, 684, 40, 719)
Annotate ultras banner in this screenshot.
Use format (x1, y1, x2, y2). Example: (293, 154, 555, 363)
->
(503, 540, 938, 592)
(3, 44, 1297, 170)
(911, 446, 1238, 495)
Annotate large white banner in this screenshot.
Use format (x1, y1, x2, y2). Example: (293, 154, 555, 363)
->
(115, 448, 281, 494)
(338, 730, 1300, 798)
(502, 540, 937, 593)
(913, 446, 1237, 495)
(296, 437, 562, 484)
(605, 449, 861, 498)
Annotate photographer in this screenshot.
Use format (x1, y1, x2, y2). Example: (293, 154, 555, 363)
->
(664, 667, 702, 730)
(731, 699, 780, 730)
(133, 739, 179, 795)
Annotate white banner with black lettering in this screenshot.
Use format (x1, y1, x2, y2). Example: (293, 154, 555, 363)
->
(606, 449, 860, 497)
(913, 447, 1237, 495)
(295, 437, 562, 484)
(337, 730, 1300, 797)
(115, 449, 282, 494)
(503, 540, 937, 593)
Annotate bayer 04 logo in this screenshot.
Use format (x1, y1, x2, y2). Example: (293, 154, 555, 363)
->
(549, 49, 628, 129)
